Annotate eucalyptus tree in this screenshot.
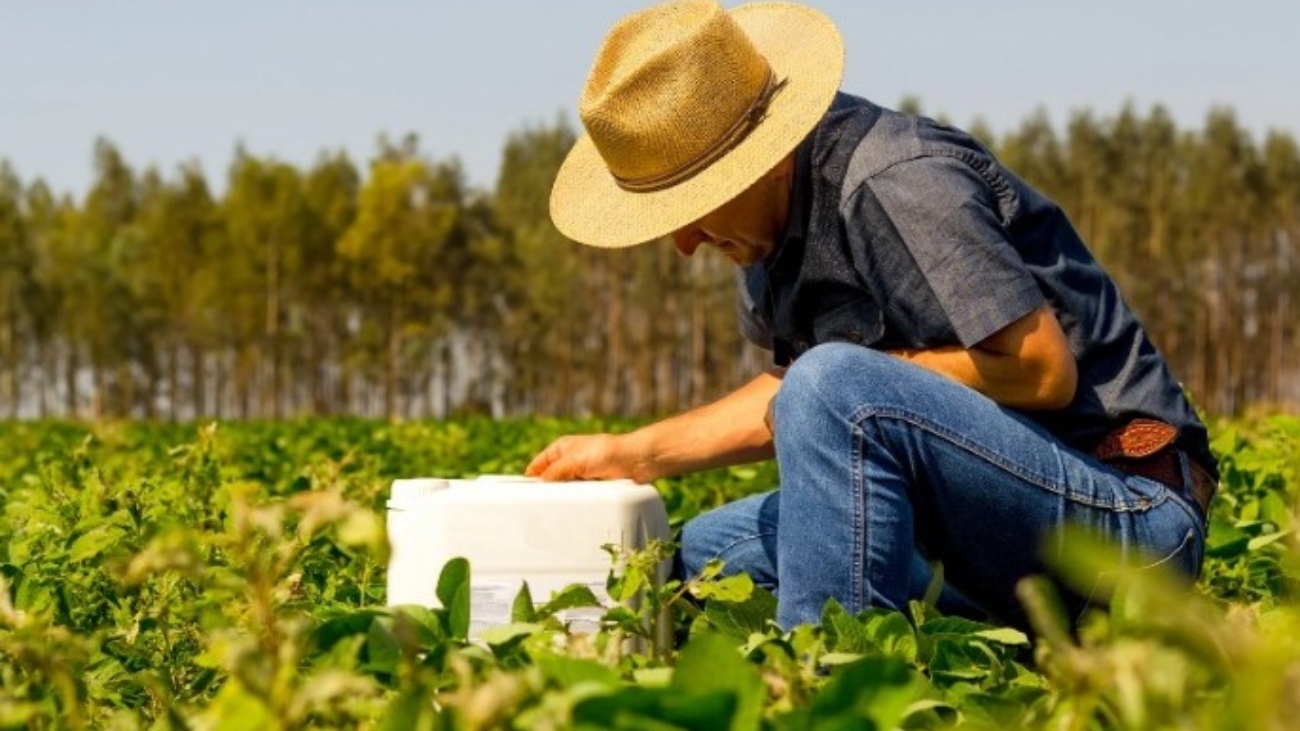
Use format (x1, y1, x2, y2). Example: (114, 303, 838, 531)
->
(0, 162, 33, 417)
(22, 181, 75, 416)
(131, 163, 220, 418)
(222, 149, 310, 418)
(1258, 132, 1300, 406)
(492, 120, 583, 415)
(1184, 109, 1265, 413)
(300, 151, 360, 415)
(338, 139, 470, 419)
(79, 139, 143, 417)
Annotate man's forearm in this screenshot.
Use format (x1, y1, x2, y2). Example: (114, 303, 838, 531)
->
(622, 368, 783, 481)
(889, 306, 1077, 410)
(890, 345, 1057, 408)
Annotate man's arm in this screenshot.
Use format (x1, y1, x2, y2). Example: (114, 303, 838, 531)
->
(525, 367, 783, 483)
(890, 304, 1077, 410)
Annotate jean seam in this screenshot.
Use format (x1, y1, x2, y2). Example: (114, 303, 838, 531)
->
(851, 419, 867, 613)
(847, 404, 1169, 513)
(1080, 527, 1197, 617)
(712, 532, 778, 564)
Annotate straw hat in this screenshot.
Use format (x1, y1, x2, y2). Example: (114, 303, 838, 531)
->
(550, 1, 844, 248)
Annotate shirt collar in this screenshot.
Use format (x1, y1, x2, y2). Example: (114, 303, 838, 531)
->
(756, 132, 815, 276)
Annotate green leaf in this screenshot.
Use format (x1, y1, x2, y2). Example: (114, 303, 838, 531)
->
(928, 639, 995, 685)
(632, 667, 675, 687)
(698, 583, 777, 641)
(387, 600, 449, 645)
(364, 617, 403, 675)
(15, 579, 56, 614)
(576, 686, 738, 731)
(696, 558, 726, 581)
(821, 600, 874, 654)
(571, 686, 668, 727)
(671, 633, 765, 731)
(971, 627, 1030, 646)
(947, 688, 1040, 728)
(819, 652, 867, 667)
(446, 584, 470, 640)
(338, 509, 385, 551)
(613, 564, 648, 602)
(378, 689, 437, 731)
(929, 645, 984, 681)
(536, 584, 603, 617)
(809, 656, 928, 729)
(658, 691, 742, 731)
(435, 556, 469, 608)
(478, 622, 543, 648)
(1260, 491, 1292, 530)
(512, 581, 537, 623)
(0, 702, 41, 728)
(727, 466, 759, 481)
(918, 615, 997, 637)
(1247, 530, 1292, 552)
(312, 607, 393, 653)
(201, 682, 278, 731)
(862, 610, 919, 663)
(535, 655, 621, 687)
(690, 572, 755, 603)
(436, 558, 470, 639)
(602, 605, 642, 633)
(68, 523, 128, 562)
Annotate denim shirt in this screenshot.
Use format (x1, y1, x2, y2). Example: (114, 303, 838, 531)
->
(739, 93, 1217, 476)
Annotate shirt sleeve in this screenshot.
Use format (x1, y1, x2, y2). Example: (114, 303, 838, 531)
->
(852, 154, 1045, 348)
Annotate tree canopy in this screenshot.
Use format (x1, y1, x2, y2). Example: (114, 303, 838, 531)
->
(0, 103, 1296, 420)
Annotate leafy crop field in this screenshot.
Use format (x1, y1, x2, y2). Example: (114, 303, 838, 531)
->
(0, 415, 1297, 730)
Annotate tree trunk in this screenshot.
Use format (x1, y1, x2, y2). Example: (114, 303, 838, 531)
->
(190, 341, 206, 418)
(1, 305, 16, 418)
(385, 295, 400, 421)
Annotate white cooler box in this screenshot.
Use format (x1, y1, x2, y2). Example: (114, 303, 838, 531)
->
(385, 476, 670, 635)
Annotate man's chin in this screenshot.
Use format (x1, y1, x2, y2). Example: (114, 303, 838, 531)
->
(715, 248, 759, 267)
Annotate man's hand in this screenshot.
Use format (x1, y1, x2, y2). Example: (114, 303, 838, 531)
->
(525, 433, 649, 482)
(525, 369, 783, 484)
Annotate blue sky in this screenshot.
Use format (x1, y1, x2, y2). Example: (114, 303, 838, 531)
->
(2, 0, 1296, 198)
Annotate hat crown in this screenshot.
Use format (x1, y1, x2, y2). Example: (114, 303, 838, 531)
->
(579, 0, 773, 187)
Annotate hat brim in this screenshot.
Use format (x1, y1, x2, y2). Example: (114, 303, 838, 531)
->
(550, 2, 845, 248)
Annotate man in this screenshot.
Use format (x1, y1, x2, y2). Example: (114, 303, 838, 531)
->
(525, 0, 1216, 629)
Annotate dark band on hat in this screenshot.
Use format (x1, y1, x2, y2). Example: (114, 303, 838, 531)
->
(611, 70, 788, 193)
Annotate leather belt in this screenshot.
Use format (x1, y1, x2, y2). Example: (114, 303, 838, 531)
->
(1092, 418, 1217, 517)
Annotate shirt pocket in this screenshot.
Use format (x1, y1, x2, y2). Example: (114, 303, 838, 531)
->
(811, 295, 884, 348)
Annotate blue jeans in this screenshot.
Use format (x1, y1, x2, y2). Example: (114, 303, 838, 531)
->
(679, 343, 1206, 629)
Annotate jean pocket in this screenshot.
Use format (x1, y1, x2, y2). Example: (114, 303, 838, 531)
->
(1079, 526, 1201, 617)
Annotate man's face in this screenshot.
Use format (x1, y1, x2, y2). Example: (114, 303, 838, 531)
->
(669, 158, 792, 267)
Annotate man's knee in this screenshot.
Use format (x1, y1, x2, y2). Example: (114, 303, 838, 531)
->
(776, 343, 895, 421)
(677, 515, 715, 579)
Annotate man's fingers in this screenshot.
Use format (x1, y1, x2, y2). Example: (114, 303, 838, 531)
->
(527, 440, 578, 480)
(540, 462, 574, 482)
(525, 435, 622, 481)
(525, 441, 560, 477)
(523, 455, 546, 477)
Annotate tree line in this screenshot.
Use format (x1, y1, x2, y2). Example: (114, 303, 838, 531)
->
(0, 102, 1297, 421)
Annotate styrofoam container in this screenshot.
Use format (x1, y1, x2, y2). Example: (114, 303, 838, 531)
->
(385, 476, 670, 635)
